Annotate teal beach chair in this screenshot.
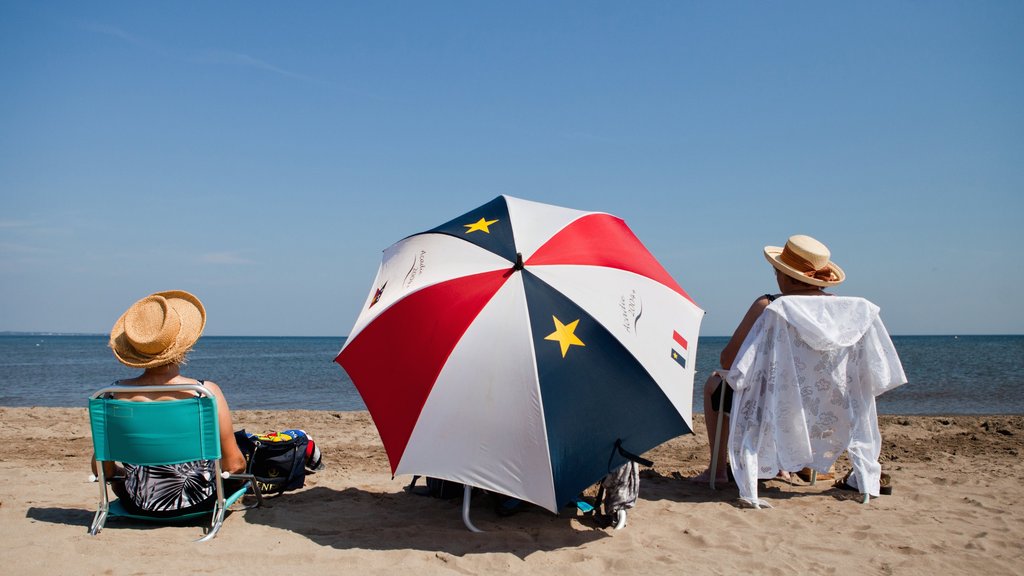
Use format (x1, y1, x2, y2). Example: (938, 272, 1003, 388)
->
(88, 384, 263, 541)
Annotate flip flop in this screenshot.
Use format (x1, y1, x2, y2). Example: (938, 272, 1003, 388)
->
(834, 471, 893, 495)
(833, 471, 857, 492)
(879, 472, 893, 496)
(795, 467, 835, 483)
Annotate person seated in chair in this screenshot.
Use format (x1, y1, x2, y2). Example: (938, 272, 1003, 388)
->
(690, 235, 845, 485)
(90, 290, 248, 517)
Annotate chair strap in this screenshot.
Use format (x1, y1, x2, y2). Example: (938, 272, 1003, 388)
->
(609, 439, 653, 469)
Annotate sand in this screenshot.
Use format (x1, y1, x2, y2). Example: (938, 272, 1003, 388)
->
(1, 407, 1021, 575)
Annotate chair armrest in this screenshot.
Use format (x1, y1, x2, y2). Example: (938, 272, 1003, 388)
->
(223, 472, 265, 506)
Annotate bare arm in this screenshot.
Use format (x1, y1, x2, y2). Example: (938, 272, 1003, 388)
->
(90, 455, 122, 478)
(720, 295, 773, 370)
(202, 380, 248, 474)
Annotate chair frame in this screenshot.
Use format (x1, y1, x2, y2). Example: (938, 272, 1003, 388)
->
(88, 384, 263, 541)
(709, 371, 728, 492)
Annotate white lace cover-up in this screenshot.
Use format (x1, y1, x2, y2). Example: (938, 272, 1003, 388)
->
(725, 296, 907, 506)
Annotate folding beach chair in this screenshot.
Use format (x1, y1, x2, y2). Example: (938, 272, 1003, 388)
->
(709, 296, 906, 508)
(88, 384, 263, 541)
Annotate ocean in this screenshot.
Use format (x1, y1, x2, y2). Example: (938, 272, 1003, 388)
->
(1, 334, 1021, 415)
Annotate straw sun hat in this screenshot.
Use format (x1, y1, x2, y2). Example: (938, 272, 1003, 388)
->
(109, 290, 206, 368)
(763, 235, 845, 287)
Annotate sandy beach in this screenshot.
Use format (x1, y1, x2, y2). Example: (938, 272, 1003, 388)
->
(1, 408, 1021, 575)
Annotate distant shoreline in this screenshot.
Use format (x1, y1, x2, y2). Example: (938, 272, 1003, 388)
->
(3, 332, 1022, 338)
(1, 405, 1020, 417)
(4, 334, 1021, 414)
(0, 332, 347, 339)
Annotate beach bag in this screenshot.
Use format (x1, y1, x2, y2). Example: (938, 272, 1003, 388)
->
(599, 461, 640, 515)
(235, 429, 324, 495)
(591, 439, 652, 524)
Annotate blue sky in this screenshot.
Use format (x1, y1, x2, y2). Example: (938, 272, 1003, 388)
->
(2, 2, 1022, 337)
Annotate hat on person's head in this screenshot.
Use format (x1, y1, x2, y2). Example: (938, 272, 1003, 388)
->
(109, 290, 206, 368)
(763, 235, 845, 287)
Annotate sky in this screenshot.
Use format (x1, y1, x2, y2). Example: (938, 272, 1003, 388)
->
(2, 2, 1022, 337)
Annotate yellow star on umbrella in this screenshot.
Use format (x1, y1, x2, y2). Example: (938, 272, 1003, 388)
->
(464, 217, 499, 234)
(545, 316, 585, 358)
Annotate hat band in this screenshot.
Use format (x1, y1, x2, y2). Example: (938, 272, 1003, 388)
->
(779, 246, 839, 282)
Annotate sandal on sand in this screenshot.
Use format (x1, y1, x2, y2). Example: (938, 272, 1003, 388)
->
(879, 473, 893, 496)
(834, 471, 893, 495)
(795, 467, 835, 483)
(833, 471, 856, 492)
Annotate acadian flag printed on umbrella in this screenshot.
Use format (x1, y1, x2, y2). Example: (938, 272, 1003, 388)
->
(671, 330, 688, 368)
(336, 195, 704, 512)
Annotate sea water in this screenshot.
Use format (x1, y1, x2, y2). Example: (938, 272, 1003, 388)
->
(1, 334, 1021, 415)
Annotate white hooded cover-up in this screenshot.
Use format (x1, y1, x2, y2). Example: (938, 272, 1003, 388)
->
(726, 296, 907, 506)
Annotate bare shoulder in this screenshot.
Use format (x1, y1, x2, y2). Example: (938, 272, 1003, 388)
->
(747, 294, 774, 316)
(733, 295, 776, 340)
(198, 379, 225, 396)
(734, 295, 775, 334)
(721, 294, 776, 369)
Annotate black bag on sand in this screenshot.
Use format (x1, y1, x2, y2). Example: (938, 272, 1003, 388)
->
(405, 475, 526, 517)
(406, 475, 464, 499)
(235, 429, 324, 495)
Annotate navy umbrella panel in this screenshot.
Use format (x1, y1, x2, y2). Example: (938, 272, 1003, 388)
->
(427, 195, 519, 262)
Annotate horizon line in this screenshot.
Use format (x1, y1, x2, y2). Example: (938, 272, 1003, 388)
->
(2, 331, 1022, 339)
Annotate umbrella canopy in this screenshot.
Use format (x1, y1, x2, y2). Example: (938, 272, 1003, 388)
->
(336, 195, 703, 513)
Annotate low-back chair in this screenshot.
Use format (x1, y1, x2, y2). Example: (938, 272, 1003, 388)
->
(88, 384, 263, 541)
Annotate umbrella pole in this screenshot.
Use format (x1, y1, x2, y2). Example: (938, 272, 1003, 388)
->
(461, 484, 482, 533)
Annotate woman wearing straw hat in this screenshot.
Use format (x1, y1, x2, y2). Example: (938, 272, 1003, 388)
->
(691, 235, 845, 485)
(91, 290, 248, 516)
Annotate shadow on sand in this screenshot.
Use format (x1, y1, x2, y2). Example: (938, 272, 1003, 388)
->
(27, 505, 215, 533)
(27, 506, 95, 527)
(242, 486, 609, 558)
(27, 486, 607, 556)
(638, 468, 872, 507)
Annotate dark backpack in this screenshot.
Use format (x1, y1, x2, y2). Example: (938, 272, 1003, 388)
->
(407, 475, 464, 499)
(235, 429, 323, 495)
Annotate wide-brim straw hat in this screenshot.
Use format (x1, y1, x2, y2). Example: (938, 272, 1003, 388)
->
(764, 235, 845, 287)
(109, 290, 206, 368)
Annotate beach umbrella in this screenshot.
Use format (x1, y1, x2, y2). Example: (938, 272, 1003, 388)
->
(335, 195, 703, 514)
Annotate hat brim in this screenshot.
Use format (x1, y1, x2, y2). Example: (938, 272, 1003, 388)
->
(109, 290, 206, 368)
(764, 246, 845, 287)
